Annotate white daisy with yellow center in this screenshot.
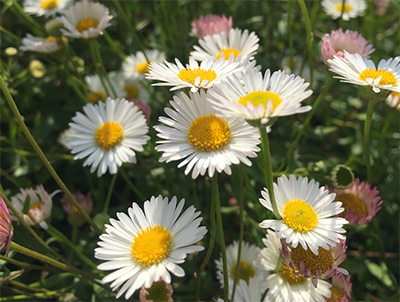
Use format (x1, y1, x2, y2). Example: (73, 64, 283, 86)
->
(208, 67, 312, 125)
(19, 34, 68, 53)
(59, 0, 112, 39)
(321, 0, 366, 20)
(67, 98, 150, 177)
(190, 28, 259, 64)
(146, 57, 242, 93)
(154, 90, 260, 179)
(259, 175, 348, 255)
(95, 195, 207, 299)
(123, 49, 166, 80)
(328, 51, 400, 94)
(23, 0, 72, 17)
(85, 74, 125, 104)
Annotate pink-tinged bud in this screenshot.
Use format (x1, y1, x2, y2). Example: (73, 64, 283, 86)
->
(61, 191, 93, 226)
(0, 196, 13, 256)
(375, 0, 390, 16)
(190, 14, 232, 40)
(321, 29, 374, 65)
(140, 278, 173, 302)
(128, 98, 151, 123)
(229, 197, 238, 206)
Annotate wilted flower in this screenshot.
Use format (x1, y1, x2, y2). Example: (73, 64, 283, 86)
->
(140, 278, 173, 302)
(61, 191, 93, 226)
(0, 196, 13, 256)
(324, 274, 352, 302)
(190, 14, 232, 40)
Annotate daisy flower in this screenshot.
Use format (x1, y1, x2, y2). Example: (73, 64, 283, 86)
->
(324, 274, 352, 302)
(154, 90, 260, 179)
(10, 185, 52, 229)
(0, 196, 12, 256)
(321, 29, 374, 65)
(259, 175, 348, 255)
(321, 0, 366, 20)
(190, 28, 259, 64)
(120, 75, 150, 105)
(95, 195, 207, 299)
(85, 74, 125, 104)
(261, 230, 332, 302)
(23, 0, 72, 17)
(20, 34, 68, 53)
(67, 98, 150, 177)
(139, 278, 173, 302)
(385, 91, 400, 110)
(123, 50, 166, 80)
(146, 57, 242, 93)
(217, 278, 261, 302)
(208, 67, 312, 125)
(330, 178, 382, 225)
(190, 14, 233, 40)
(59, 0, 112, 39)
(328, 51, 400, 95)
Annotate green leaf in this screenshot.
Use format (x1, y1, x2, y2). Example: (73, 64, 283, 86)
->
(365, 260, 393, 287)
(22, 195, 30, 215)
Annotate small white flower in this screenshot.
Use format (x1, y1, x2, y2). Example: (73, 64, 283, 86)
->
(386, 92, 400, 110)
(85, 74, 125, 104)
(23, 0, 72, 17)
(20, 34, 67, 53)
(217, 277, 262, 302)
(123, 50, 166, 80)
(321, 0, 366, 20)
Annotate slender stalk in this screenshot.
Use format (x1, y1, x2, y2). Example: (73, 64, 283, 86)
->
(297, 0, 313, 87)
(103, 31, 127, 62)
(0, 26, 21, 42)
(68, 225, 78, 263)
(0, 269, 24, 284)
(102, 172, 118, 214)
(8, 0, 45, 36)
(89, 39, 111, 97)
(119, 167, 145, 201)
(363, 99, 378, 184)
(287, 0, 294, 72)
(0, 255, 58, 273)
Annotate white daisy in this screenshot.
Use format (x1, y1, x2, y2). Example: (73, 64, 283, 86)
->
(154, 90, 260, 179)
(85, 74, 125, 104)
(259, 175, 348, 255)
(116, 73, 150, 105)
(328, 51, 400, 94)
(146, 57, 242, 93)
(217, 278, 262, 302)
(20, 34, 67, 53)
(59, 0, 112, 39)
(208, 67, 312, 125)
(190, 28, 259, 64)
(67, 98, 150, 177)
(123, 49, 166, 80)
(95, 195, 207, 299)
(386, 91, 400, 110)
(23, 0, 72, 17)
(321, 0, 366, 20)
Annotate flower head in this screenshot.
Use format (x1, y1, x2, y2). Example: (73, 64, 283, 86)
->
(154, 90, 260, 179)
(140, 278, 173, 302)
(61, 191, 93, 226)
(330, 179, 382, 225)
(324, 274, 352, 302)
(190, 14, 232, 40)
(217, 277, 262, 302)
(0, 196, 13, 256)
(67, 98, 150, 177)
(321, 0, 366, 20)
(95, 195, 207, 299)
(20, 34, 68, 53)
(129, 99, 151, 123)
(385, 91, 400, 110)
(85, 74, 125, 104)
(121, 75, 150, 105)
(23, 0, 72, 17)
(123, 50, 166, 81)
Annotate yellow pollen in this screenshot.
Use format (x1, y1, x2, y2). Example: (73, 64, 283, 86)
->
(27, 201, 45, 223)
(124, 84, 139, 99)
(291, 245, 334, 275)
(326, 286, 344, 302)
(40, 0, 59, 10)
(177, 67, 217, 85)
(76, 18, 99, 33)
(282, 199, 318, 232)
(45, 36, 68, 47)
(279, 265, 306, 285)
(335, 193, 367, 218)
(335, 3, 352, 13)
(88, 90, 108, 104)
(230, 260, 256, 285)
(359, 67, 398, 86)
(238, 91, 283, 115)
(136, 62, 150, 74)
(216, 47, 241, 60)
(95, 121, 124, 150)
(188, 114, 231, 152)
(131, 225, 172, 267)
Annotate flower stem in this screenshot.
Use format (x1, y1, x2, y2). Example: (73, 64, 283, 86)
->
(102, 172, 118, 214)
(297, 0, 313, 87)
(120, 167, 146, 201)
(363, 99, 378, 184)
(88, 39, 112, 97)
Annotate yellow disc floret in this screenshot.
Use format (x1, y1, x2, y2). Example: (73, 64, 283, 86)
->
(359, 67, 398, 86)
(282, 199, 318, 232)
(238, 91, 283, 115)
(230, 260, 256, 285)
(131, 225, 172, 267)
(335, 3, 352, 13)
(46, 36, 68, 47)
(335, 193, 367, 218)
(88, 90, 108, 104)
(124, 84, 139, 99)
(177, 67, 217, 85)
(188, 114, 231, 152)
(216, 48, 241, 60)
(95, 121, 124, 149)
(279, 265, 306, 285)
(40, 0, 59, 10)
(136, 62, 150, 74)
(291, 245, 334, 275)
(76, 18, 100, 33)
(27, 201, 45, 223)
(326, 286, 344, 302)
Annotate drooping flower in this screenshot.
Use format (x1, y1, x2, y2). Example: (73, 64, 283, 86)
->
(259, 175, 348, 255)
(139, 278, 173, 302)
(95, 195, 207, 299)
(20, 34, 68, 53)
(321, 0, 366, 20)
(23, 0, 72, 17)
(190, 14, 233, 40)
(85, 74, 125, 104)
(154, 90, 260, 179)
(122, 50, 166, 81)
(385, 91, 400, 110)
(0, 196, 13, 256)
(61, 191, 93, 226)
(324, 274, 352, 302)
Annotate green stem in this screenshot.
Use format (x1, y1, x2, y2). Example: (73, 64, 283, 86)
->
(0, 26, 21, 43)
(8, 0, 45, 36)
(363, 99, 378, 184)
(89, 39, 111, 97)
(67, 225, 78, 263)
(103, 31, 127, 62)
(0, 255, 57, 272)
(287, 0, 294, 72)
(297, 0, 313, 87)
(102, 172, 118, 214)
(119, 167, 145, 201)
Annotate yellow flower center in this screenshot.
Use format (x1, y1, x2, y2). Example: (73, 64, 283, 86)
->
(27, 201, 45, 223)
(326, 286, 344, 302)
(177, 67, 217, 85)
(216, 47, 241, 60)
(282, 199, 318, 232)
(238, 91, 283, 115)
(359, 68, 398, 86)
(279, 265, 306, 285)
(45, 36, 68, 47)
(188, 114, 231, 152)
(136, 61, 150, 74)
(88, 90, 108, 104)
(40, 0, 59, 10)
(131, 225, 172, 267)
(335, 3, 352, 13)
(95, 121, 124, 150)
(335, 193, 367, 219)
(124, 84, 139, 99)
(76, 18, 99, 33)
(230, 260, 256, 285)
(291, 245, 334, 275)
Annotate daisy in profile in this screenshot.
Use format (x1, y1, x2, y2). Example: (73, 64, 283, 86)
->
(259, 175, 348, 255)
(328, 51, 400, 95)
(154, 90, 260, 179)
(95, 195, 207, 299)
(0, 196, 12, 256)
(85, 74, 125, 104)
(59, 0, 112, 39)
(67, 98, 150, 177)
(324, 274, 352, 302)
(330, 179, 382, 225)
(10, 185, 52, 229)
(190, 28, 259, 64)
(123, 50, 166, 80)
(146, 57, 242, 93)
(208, 67, 312, 125)
(321, 0, 366, 20)
(20, 34, 68, 53)
(139, 278, 173, 302)
(385, 91, 400, 110)
(23, 0, 72, 17)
